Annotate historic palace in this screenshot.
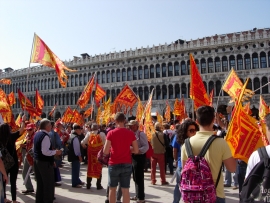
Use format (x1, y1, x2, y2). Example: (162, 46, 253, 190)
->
(1, 28, 270, 120)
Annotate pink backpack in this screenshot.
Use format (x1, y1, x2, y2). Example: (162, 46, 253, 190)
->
(180, 135, 222, 203)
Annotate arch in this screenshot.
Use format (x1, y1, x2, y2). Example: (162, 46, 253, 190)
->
(252, 53, 259, 69)
(247, 79, 252, 91)
(54, 94, 58, 106)
(174, 62, 180, 76)
(203, 81, 207, 93)
(71, 75, 74, 87)
(41, 79, 44, 90)
(209, 81, 214, 94)
(55, 111, 61, 120)
(97, 72, 101, 84)
(168, 62, 173, 77)
(156, 64, 161, 78)
(116, 69, 120, 82)
(144, 86, 149, 101)
(150, 65, 155, 78)
(244, 53, 251, 69)
(144, 65, 149, 79)
(44, 79, 47, 90)
(138, 87, 143, 100)
(79, 74, 83, 86)
(162, 63, 167, 77)
(122, 69, 126, 81)
(112, 70, 116, 82)
(168, 84, 173, 99)
(51, 95, 54, 106)
(88, 73, 92, 81)
(162, 85, 167, 99)
(133, 87, 137, 96)
(187, 60, 190, 75)
(84, 73, 87, 85)
(254, 77, 260, 94)
(215, 57, 221, 72)
(150, 86, 154, 94)
(55, 77, 58, 89)
(181, 61, 187, 75)
(222, 56, 228, 72)
(111, 90, 116, 101)
(216, 80, 221, 96)
(75, 93, 78, 104)
(43, 95, 46, 106)
(262, 76, 269, 94)
(174, 84, 180, 98)
(106, 90, 110, 101)
(127, 68, 132, 81)
(106, 70, 111, 83)
(66, 93, 69, 105)
(133, 67, 137, 80)
(138, 66, 143, 80)
(31, 81, 34, 91)
(75, 75, 79, 86)
(116, 89, 120, 95)
(260, 51, 267, 68)
(38, 80, 40, 90)
(181, 83, 187, 98)
(156, 85, 161, 100)
(208, 58, 213, 73)
(229, 55, 235, 69)
(237, 54, 243, 70)
(28, 81, 30, 92)
(201, 58, 206, 74)
(102, 71, 106, 83)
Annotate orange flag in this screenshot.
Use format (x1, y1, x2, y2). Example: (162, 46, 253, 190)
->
(15, 114, 22, 126)
(156, 111, 163, 124)
(173, 98, 188, 121)
(225, 79, 264, 163)
(165, 101, 171, 122)
(18, 90, 38, 116)
(30, 33, 76, 88)
(259, 95, 269, 120)
(49, 103, 57, 117)
(114, 84, 138, 111)
(0, 79, 11, 85)
(71, 110, 84, 126)
(94, 82, 106, 107)
(135, 98, 144, 122)
(84, 106, 93, 118)
(243, 102, 252, 115)
(209, 89, 214, 107)
(7, 92, 16, 106)
(77, 75, 95, 109)
(189, 54, 210, 109)
(35, 89, 44, 116)
(0, 88, 12, 123)
(61, 106, 73, 123)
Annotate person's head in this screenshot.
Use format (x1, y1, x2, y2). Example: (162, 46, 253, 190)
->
(39, 119, 52, 132)
(50, 121, 55, 129)
(91, 123, 99, 131)
(127, 120, 139, 132)
(154, 122, 163, 132)
(177, 119, 199, 145)
(73, 123, 83, 135)
(163, 123, 170, 130)
(196, 106, 215, 128)
(114, 112, 126, 127)
(0, 123, 11, 144)
(226, 102, 234, 114)
(265, 114, 270, 141)
(26, 123, 36, 135)
(101, 124, 106, 130)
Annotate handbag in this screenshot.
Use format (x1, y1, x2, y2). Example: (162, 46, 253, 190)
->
(97, 147, 110, 166)
(0, 145, 15, 171)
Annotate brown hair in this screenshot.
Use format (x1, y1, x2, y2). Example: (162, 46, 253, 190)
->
(114, 112, 126, 123)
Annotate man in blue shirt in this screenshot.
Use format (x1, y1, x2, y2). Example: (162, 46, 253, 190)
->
(171, 133, 181, 203)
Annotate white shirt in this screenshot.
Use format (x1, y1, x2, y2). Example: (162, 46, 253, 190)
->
(163, 129, 174, 139)
(245, 145, 270, 178)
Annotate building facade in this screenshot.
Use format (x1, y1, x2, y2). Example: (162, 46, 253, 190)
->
(1, 28, 270, 120)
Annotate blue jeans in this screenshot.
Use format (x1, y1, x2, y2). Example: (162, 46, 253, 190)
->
(71, 160, 82, 187)
(173, 167, 181, 203)
(216, 197, 225, 203)
(108, 164, 132, 188)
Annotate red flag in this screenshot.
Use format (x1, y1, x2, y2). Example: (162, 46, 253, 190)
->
(49, 103, 57, 117)
(18, 89, 38, 116)
(94, 82, 106, 107)
(209, 89, 214, 107)
(35, 89, 44, 116)
(7, 92, 16, 106)
(0, 79, 11, 85)
(114, 84, 138, 111)
(61, 106, 74, 123)
(189, 54, 210, 109)
(77, 75, 95, 109)
(30, 33, 76, 88)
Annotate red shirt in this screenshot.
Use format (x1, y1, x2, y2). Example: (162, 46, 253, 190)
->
(107, 128, 136, 165)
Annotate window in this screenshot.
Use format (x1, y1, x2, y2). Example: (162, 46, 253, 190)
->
(79, 74, 83, 86)
(144, 66, 149, 79)
(201, 59, 206, 74)
(245, 54, 251, 69)
(237, 55, 243, 70)
(216, 81, 221, 96)
(111, 90, 116, 101)
(112, 70, 116, 82)
(229, 55, 235, 69)
(215, 57, 221, 72)
(107, 71, 110, 83)
(222, 57, 228, 72)
(52, 78, 55, 89)
(168, 63, 173, 77)
(84, 74, 87, 85)
(133, 88, 137, 96)
(175, 84, 180, 98)
(209, 81, 214, 94)
(174, 62, 180, 76)
(156, 86, 161, 100)
(116, 69, 120, 82)
(156, 64, 160, 78)
(55, 78, 58, 89)
(122, 69, 126, 81)
(208, 58, 213, 73)
(97, 72, 101, 84)
(71, 76, 74, 87)
(138, 66, 143, 80)
(150, 65, 154, 78)
(138, 87, 143, 100)
(181, 83, 187, 98)
(101, 72, 106, 83)
(133, 67, 137, 80)
(262, 77, 269, 94)
(162, 85, 167, 99)
(260, 52, 267, 68)
(252, 53, 259, 69)
(75, 75, 78, 86)
(162, 63, 167, 77)
(254, 78, 260, 94)
(169, 85, 173, 99)
(144, 86, 149, 101)
(187, 60, 190, 75)
(127, 68, 132, 81)
(181, 61, 187, 75)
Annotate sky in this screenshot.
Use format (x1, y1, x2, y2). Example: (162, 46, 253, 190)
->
(0, 0, 270, 70)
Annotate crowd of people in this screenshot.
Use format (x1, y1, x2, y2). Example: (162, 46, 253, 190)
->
(0, 104, 269, 203)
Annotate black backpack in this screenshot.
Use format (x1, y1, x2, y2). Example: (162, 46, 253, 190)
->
(240, 147, 270, 203)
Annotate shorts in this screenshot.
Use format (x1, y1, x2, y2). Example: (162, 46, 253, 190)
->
(108, 163, 132, 188)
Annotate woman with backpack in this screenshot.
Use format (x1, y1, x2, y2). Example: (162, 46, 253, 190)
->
(0, 115, 26, 203)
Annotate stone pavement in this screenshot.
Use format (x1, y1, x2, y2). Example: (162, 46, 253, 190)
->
(6, 162, 240, 203)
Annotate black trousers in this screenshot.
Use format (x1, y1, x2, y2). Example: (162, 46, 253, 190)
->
(34, 160, 55, 203)
(132, 154, 146, 201)
(3, 163, 18, 201)
(237, 161, 247, 193)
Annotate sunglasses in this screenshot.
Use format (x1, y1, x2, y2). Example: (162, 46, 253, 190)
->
(188, 129, 196, 133)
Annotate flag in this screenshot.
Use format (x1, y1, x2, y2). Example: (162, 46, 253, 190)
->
(35, 89, 44, 116)
(209, 89, 214, 107)
(84, 106, 93, 118)
(0, 88, 12, 123)
(225, 79, 264, 163)
(243, 102, 252, 115)
(18, 89, 38, 116)
(114, 84, 138, 111)
(0, 101, 10, 113)
(156, 111, 163, 124)
(96, 106, 102, 125)
(258, 122, 270, 146)
(0, 79, 11, 85)
(30, 33, 76, 88)
(49, 103, 57, 117)
(259, 95, 269, 120)
(70, 110, 84, 126)
(15, 114, 22, 126)
(173, 98, 187, 121)
(94, 82, 106, 107)
(77, 75, 95, 109)
(135, 98, 144, 122)
(189, 54, 210, 109)
(61, 106, 73, 123)
(165, 101, 171, 122)
(222, 68, 254, 101)
(7, 92, 16, 106)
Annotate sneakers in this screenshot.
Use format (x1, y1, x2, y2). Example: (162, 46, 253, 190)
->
(22, 189, 34, 194)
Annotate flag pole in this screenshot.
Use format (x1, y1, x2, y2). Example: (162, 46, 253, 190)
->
(216, 69, 232, 110)
(25, 33, 36, 116)
(254, 81, 270, 93)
